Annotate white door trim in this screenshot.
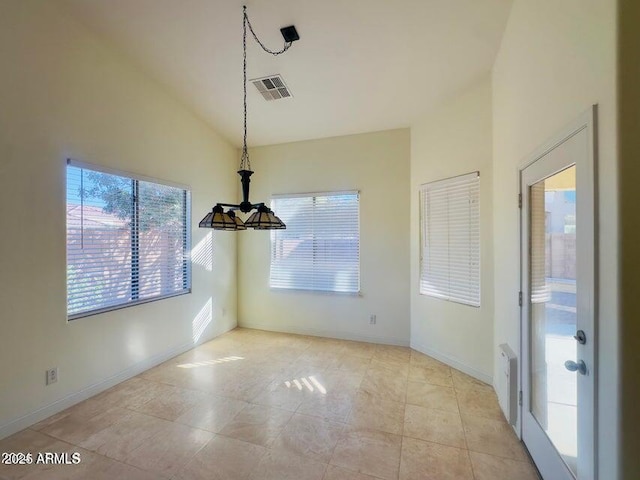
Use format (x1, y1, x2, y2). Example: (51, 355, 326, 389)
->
(518, 105, 598, 480)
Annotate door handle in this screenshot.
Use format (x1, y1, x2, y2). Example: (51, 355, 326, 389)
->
(574, 330, 587, 345)
(564, 360, 587, 375)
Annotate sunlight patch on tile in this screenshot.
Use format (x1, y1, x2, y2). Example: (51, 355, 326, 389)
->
(283, 376, 327, 394)
(309, 376, 327, 394)
(177, 356, 244, 369)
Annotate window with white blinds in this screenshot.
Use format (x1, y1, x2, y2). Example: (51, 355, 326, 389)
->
(66, 160, 191, 319)
(270, 191, 360, 293)
(420, 172, 480, 306)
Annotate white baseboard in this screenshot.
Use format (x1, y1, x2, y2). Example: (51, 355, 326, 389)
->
(239, 321, 410, 347)
(0, 325, 235, 440)
(410, 340, 493, 385)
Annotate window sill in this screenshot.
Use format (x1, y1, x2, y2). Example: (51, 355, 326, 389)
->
(269, 287, 362, 297)
(67, 289, 192, 321)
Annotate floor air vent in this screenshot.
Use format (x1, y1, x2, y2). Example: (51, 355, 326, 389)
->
(251, 75, 293, 101)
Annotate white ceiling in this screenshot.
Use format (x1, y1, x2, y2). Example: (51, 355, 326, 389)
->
(61, 0, 513, 147)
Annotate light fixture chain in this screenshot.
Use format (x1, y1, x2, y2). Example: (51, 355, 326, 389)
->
(200, 6, 291, 230)
(244, 8, 292, 56)
(241, 6, 250, 171)
(240, 6, 292, 172)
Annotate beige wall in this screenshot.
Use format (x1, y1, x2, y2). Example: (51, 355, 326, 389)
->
(0, 2, 629, 476)
(619, 0, 640, 477)
(238, 129, 410, 345)
(492, 0, 618, 477)
(410, 78, 494, 382)
(0, 0, 238, 436)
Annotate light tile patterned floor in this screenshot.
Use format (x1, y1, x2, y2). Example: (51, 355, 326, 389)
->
(0, 328, 541, 480)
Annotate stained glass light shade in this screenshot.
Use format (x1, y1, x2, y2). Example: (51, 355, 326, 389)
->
(244, 205, 286, 230)
(199, 205, 245, 230)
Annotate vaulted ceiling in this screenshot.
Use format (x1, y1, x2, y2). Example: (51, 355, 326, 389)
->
(61, 0, 513, 146)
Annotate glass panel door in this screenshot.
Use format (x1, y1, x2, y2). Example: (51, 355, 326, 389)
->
(520, 108, 596, 480)
(530, 166, 577, 476)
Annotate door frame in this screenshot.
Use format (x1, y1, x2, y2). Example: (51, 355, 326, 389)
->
(518, 105, 598, 479)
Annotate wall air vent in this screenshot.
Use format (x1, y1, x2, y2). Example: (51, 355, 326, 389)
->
(250, 74, 293, 101)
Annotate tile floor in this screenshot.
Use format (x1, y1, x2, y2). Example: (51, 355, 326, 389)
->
(0, 328, 541, 480)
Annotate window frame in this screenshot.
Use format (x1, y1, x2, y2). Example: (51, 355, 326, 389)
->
(66, 159, 192, 320)
(419, 171, 480, 307)
(269, 190, 361, 295)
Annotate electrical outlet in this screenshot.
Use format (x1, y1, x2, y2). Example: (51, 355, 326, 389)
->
(369, 314, 377, 325)
(46, 367, 58, 385)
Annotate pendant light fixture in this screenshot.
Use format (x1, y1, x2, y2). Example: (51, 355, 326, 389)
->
(199, 6, 299, 231)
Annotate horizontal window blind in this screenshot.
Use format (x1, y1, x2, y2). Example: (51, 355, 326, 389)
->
(530, 182, 550, 303)
(420, 172, 480, 306)
(66, 161, 190, 319)
(270, 192, 360, 293)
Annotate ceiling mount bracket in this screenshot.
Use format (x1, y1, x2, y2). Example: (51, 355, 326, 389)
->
(280, 25, 300, 43)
